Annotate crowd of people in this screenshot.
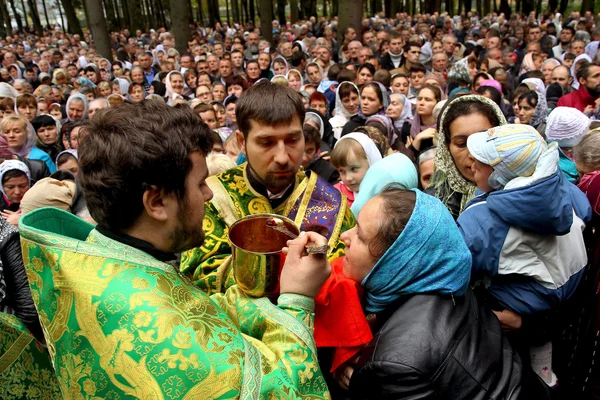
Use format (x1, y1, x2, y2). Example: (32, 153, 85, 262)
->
(2, 7, 600, 400)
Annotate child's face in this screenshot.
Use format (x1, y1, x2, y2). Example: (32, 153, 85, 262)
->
(337, 150, 370, 193)
(410, 72, 426, 89)
(471, 159, 495, 192)
(302, 141, 318, 168)
(564, 58, 574, 69)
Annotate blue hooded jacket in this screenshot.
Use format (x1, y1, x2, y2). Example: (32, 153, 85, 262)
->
(458, 164, 592, 315)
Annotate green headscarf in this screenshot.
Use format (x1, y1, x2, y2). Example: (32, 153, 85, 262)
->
(431, 95, 507, 215)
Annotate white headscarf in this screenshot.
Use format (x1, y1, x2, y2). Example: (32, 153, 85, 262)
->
(305, 112, 325, 138)
(9, 64, 22, 79)
(4, 120, 38, 158)
(115, 78, 130, 95)
(65, 93, 89, 122)
(0, 82, 19, 98)
(334, 81, 360, 120)
(388, 93, 413, 132)
(0, 160, 30, 199)
(335, 132, 383, 167)
(165, 71, 184, 105)
(571, 53, 592, 89)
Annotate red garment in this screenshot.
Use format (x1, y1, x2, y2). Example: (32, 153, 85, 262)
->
(557, 85, 598, 112)
(314, 257, 373, 372)
(334, 182, 355, 208)
(578, 171, 600, 215)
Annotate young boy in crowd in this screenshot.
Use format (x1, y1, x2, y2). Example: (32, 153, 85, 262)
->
(457, 124, 591, 386)
(408, 63, 427, 104)
(302, 124, 339, 184)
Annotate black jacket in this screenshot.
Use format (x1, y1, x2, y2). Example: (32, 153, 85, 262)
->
(341, 115, 367, 137)
(0, 218, 43, 341)
(350, 290, 551, 400)
(380, 53, 402, 71)
(16, 156, 50, 185)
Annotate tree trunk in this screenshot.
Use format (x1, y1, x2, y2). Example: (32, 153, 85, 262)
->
(323, 0, 328, 19)
(536, 0, 542, 14)
(499, 0, 510, 16)
(384, 0, 391, 16)
(242, 0, 249, 23)
(249, 0, 255, 23)
(57, 0, 66, 31)
(20, 0, 27, 31)
(476, 0, 482, 16)
(581, 0, 594, 13)
(10, 0, 23, 32)
(103, 0, 117, 31)
(234, 0, 241, 24)
(40, 0, 50, 28)
(483, 0, 490, 15)
(82, 0, 112, 58)
(0, 0, 12, 35)
(290, 0, 298, 22)
(27, 0, 44, 35)
(521, 0, 533, 14)
(0, 5, 7, 37)
(169, 0, 192, 52)
(457, 0, 462, 14)
(277, 0, 285, 25)
(548, 0, 558, 11)
(337, 0, 362, 43)
(126, 0, 143, 30)
(258, 0, 272, 42)
(158, 0, 167, 27)
(559, 0, 568, 13)
(61, 0, 83, 35)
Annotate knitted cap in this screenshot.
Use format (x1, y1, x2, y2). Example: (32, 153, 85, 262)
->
(467, 124, 547, 188)
(546, 107, 590, 148)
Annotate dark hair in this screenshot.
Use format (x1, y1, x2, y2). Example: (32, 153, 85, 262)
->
(441, 99, 501, 145)
(404, 40, 421, 52)
(194, 103, 216, 116)
(128, 82, 144, 94)
(337, 68, 356, 83)
(419, 84, 442, 103)
(577, 62, 599, 82)
(410, 63, 427, 75)
(361, 82, 384, 105)
(327, 64, 342, 81)
(236, 81, 305, 139)
(476, 85, 502, 108)
(2, 169, 28, 186)
(225, 74, 248, 91)
(57, 152, 77, 167)
(78, 100, 213, 231)
(374, 70, 391, 88)
(31, 115, 57, 131)
(224, 95, 238, 108)
(338, 81, 359, 100)
(290, 51, 307, 67)
(562, 26, 576, 35)
(358, 63, 376, 77)
(369, 185, 416, 259)
(518, 90, 538, 108)
(303, 124, 321, 148)
(210, 130, 223, 146)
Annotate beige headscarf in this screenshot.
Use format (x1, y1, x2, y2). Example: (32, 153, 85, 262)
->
(20, 177, 76, 214)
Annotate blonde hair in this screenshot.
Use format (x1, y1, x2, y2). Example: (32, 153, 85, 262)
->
(206, 152, 236, 176)
(270, 75, 289, 86)
(330, 138, 368, 168)
(0, 114, 28, 132)
(574, 129, 600, 171)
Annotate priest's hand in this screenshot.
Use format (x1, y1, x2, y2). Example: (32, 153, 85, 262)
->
(280, 231, 331, 298)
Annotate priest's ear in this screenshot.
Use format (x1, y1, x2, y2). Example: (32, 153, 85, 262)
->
(236, 129, 247, 157)
(141, 184, 170, 222)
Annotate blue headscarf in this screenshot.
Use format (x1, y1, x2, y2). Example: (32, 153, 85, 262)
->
(351, 153, 419, 216)
(362, 189, 472, 313)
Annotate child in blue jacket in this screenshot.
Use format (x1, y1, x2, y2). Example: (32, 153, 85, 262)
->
(457, 124, 592, 386)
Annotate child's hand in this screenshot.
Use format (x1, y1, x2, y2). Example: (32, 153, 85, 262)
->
(492, 309, 522, 331)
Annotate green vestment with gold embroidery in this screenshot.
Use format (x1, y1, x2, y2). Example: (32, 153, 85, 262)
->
(180, 164, 356, 295)
(19, 208, 331, 399)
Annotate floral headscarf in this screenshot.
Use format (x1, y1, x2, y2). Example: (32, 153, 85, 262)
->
(431, 95, 507, 214)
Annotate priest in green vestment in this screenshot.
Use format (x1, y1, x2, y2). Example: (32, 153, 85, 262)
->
(180, 82, 355, 295)
(19, 100, 332, 399)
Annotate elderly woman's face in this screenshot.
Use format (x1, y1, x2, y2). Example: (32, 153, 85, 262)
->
(340, 196, 381, 283)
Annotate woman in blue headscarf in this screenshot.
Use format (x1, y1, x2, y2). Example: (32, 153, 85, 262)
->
(332, 185, 551, 399)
